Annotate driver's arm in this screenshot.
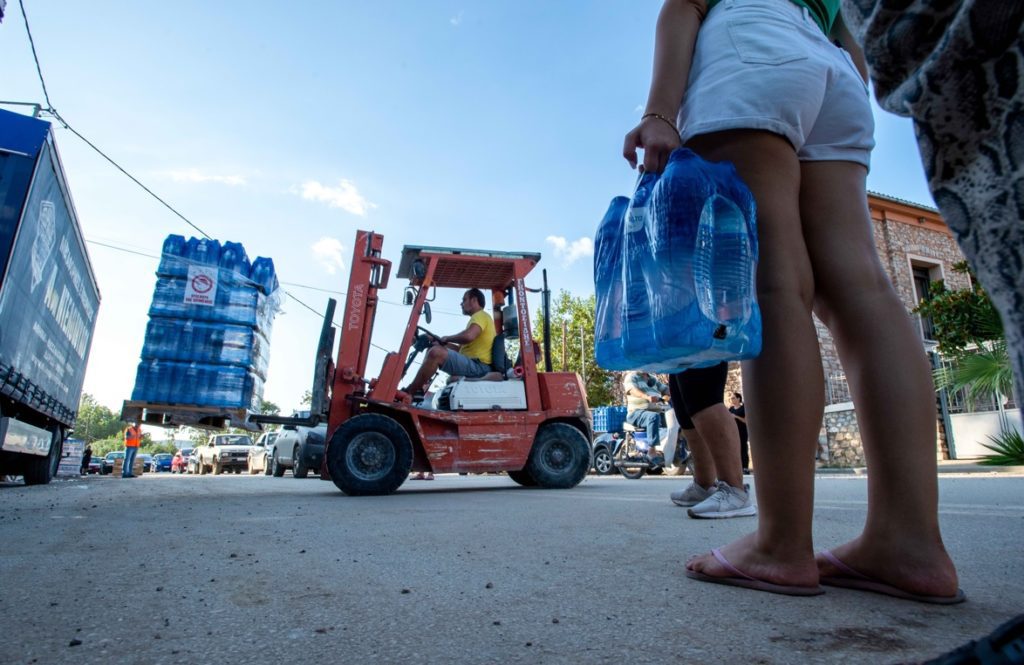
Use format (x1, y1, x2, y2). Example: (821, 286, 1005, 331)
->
(441, 323, 482, 347)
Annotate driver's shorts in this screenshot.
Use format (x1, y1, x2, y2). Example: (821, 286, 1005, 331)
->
(678, 0, 875, 168)
(441, 350, 491, 379)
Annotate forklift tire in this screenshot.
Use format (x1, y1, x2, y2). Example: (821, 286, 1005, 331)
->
(525, 423, 591, 489)
(293, 447, 308, 479)
(507, 470, 538, 487)
(326, 413, 413, 496)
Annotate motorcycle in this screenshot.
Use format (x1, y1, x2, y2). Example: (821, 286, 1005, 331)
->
(592, 404, 692, 479)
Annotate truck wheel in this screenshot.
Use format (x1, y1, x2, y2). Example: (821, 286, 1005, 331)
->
(507, 470, 537, 487)
(213, 460, 222, 475)
(23, 432, 62, 485)
(525, 423, 590, 489)
(293, 447, 308, 479)
(271, 452, 285, 477)
(326, 413, 412, 496)
(199, 460, 208, 476)
(592, 447, 615, 475)
(264, 457, 273, 476)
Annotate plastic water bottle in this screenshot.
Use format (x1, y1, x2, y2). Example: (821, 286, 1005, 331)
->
(622, 172, 659, 365)
(250, 257, 276, 294)
(694, 193, 755, 338)
(188, 237, 221, 267)
(220, 241, 251, 277)
(594, 196, 630, 370)
(160, 234, 186, 276)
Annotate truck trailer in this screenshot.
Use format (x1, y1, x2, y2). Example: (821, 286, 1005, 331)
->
(0, 108, 100, 484)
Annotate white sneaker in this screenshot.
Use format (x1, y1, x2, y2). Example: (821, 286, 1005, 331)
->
(670, 482, 715, 507)
(687, 483, 757, 519)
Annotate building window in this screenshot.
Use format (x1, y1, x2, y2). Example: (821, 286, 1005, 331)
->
(912, 265, 937, 341)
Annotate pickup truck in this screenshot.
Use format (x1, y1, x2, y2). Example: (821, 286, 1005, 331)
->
(196, 433, 253, 475)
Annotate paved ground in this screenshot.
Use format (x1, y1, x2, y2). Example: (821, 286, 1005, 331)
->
(1, 468, 1022, 664)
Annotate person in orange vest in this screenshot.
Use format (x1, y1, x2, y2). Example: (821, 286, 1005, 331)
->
(122, 422, 142, 478)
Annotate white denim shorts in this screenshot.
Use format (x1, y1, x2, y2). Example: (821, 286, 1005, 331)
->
(678, 0, 875, 167)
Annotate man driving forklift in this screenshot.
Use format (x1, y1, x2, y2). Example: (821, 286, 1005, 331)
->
(401, 288, 496, 399)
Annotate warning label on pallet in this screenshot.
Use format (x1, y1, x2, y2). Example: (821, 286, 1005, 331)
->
(184, 266, 217, 306)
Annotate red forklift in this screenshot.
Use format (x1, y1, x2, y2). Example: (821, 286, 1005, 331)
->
(255, 230, 592, 495)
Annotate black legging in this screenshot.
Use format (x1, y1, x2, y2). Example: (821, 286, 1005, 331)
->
(668, 362, 728, 429)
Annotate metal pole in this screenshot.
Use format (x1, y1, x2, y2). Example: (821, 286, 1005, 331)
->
(542, 270, 552, 372)
(580, 325, 586, 383)
(561, 321, 568, 372)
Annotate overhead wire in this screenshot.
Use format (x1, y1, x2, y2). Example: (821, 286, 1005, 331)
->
(21, 3, 467, 366)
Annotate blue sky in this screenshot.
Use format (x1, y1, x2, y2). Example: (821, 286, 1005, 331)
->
(0, 2, 936, 426)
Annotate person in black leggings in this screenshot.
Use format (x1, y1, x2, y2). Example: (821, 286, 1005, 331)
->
(668, 362, 755, 519)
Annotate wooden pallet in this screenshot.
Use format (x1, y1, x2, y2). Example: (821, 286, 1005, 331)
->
(120, 401, 262, 432)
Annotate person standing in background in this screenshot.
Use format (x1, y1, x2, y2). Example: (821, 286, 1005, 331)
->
(122, 422, 141, 478)
(669, 364, 755, 519)
(728, 392, 750, 474)
(80, 443, 92, 476)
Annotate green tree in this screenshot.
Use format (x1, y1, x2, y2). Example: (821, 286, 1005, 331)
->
(74, 394, 124, 443)
(300, 390, 312, 407)
(257, 399, 280, 415)
(533, 290, 617, 406)
(914, 262, 1014, 402)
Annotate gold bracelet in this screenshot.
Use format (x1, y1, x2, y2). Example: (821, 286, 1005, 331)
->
(641, 112, 678, 133)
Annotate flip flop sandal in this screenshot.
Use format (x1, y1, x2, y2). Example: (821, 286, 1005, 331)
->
(818, 549, 966, 605)
(685, 548, 825, 597)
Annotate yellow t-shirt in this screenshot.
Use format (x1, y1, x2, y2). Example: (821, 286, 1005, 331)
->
(459, 310, 496, 365)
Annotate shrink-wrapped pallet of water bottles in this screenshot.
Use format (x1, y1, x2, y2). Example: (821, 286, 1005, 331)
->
(130, 234, 280, 410)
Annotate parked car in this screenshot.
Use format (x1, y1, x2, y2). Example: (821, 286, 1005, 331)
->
(247, 432, 278, 475)
(171, 448, 193, 474)
(270, 423, 327, 478)
(100, 451, 124, 475)
(138, 454, 153, 473)
(152, 453, 174, 473)
(85, 456, 103, 475)
(196, 434, 254, 475)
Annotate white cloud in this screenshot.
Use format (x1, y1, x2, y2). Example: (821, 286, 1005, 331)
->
(311, 237, 346, 274)
(298, 179, 376, 216)
(166, 169, 246, 186)
(450, 11, 463, 26)
(546, 235, 594, 267)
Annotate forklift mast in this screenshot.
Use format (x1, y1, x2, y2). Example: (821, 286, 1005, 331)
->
(328, 231, 391, 433)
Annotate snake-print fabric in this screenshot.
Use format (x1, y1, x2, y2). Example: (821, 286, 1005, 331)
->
(842, 0, 1024, 404)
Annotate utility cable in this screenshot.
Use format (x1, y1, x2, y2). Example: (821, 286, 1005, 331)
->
(18, 1, 212, 240)
(17, 0, 53, 111)
(50, 111, 212, 240)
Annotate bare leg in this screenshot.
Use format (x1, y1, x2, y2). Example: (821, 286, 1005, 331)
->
(682, 426, 716, 489)
(406, 345, 448, 392)
(690, 404, 743, 489)
(684, 130, 821, 589)
(801, 161, 959, 598)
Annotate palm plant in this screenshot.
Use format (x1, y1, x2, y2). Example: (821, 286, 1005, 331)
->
(979, 429, 1024, 466)
(916, 263, 1021, 464)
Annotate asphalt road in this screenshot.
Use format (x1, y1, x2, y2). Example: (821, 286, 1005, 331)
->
(1, 469, 1022, 664)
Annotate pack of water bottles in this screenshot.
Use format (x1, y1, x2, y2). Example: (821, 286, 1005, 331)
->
(594, 148, 762, 373)
(131, 235, 280, 409)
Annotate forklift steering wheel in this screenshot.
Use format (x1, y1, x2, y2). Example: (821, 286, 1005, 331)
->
(416, 326, 444, 346)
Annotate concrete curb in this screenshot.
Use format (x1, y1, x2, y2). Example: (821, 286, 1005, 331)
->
(815, 462, 1024, 476)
